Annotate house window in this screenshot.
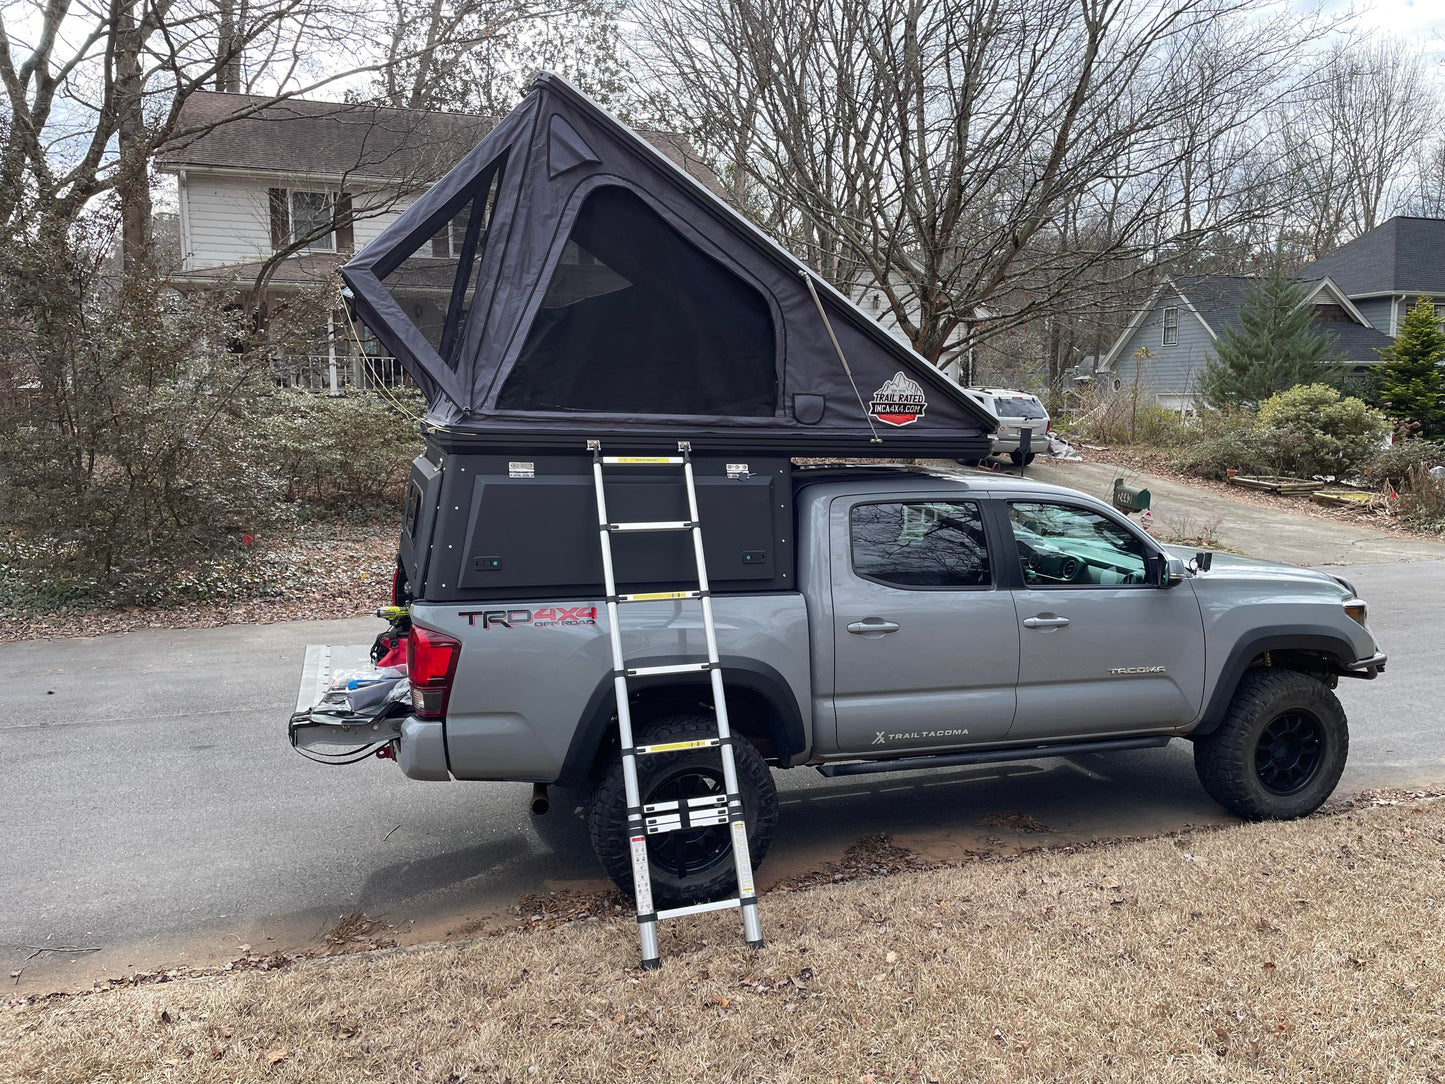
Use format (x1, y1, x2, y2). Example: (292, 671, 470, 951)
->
(431, 210, 475, 258)
(1435, 304, 1445, 333)
(289, 191, 334, 250)
(1162, 306, 1179, 346)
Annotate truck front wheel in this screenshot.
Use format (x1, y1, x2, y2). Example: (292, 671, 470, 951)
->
(588, 714, 779, 907)
(1193, 668, 1348, 820)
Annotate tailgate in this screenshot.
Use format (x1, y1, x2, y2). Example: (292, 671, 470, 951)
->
(289, 644, 407, 763)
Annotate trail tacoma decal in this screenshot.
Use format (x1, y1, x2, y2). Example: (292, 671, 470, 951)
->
(869, 371, 928, 427)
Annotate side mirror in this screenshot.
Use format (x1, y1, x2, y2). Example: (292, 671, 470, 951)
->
(1148, 553, 1187, 588)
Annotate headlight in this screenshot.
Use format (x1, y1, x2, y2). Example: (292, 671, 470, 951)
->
(1343, 598, 1368, 626)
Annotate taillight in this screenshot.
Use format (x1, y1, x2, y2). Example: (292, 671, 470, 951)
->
(407, 624, 460, 719)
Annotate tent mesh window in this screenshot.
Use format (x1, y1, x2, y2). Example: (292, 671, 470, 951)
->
(378, 154, 506, 369)
(497, 185, 777, 416)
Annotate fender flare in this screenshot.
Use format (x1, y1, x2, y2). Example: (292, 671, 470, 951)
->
(556, 656, 807, 787)
(1192, 626, 1360, 736)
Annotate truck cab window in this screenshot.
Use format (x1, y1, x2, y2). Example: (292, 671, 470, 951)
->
(850, 501, 991, 588)
(1008, 502, 1149, 586)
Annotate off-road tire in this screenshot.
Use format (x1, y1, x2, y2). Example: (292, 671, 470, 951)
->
(588, 714, 779, 907)
(1008, 451, 1037, 466)
(1193, 668, 1348, 820)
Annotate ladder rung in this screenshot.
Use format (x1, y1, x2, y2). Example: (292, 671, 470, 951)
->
(608, 520, 695, 532)
(628, 662, 713, 677)
(646, 808, 730, 834)
(602, 456, 685, 465)
(618, 590, 702, 603)
(637, 737, 720, 755)
(658, 898, 742, 921)
(642, 794, 727, 813)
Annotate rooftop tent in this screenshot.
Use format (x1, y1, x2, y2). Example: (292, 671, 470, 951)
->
(341, 74, 996, 457)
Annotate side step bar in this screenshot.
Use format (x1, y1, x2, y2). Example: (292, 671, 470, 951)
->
(815, 735, 1172, 777)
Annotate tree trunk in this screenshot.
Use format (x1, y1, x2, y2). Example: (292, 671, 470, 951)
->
(217, 0, 242, 93)
(115, 0, 151, 270)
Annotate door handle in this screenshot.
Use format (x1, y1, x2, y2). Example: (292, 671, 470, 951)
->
(1022, 615, 1070, 629)
(847, 619, 901, 634)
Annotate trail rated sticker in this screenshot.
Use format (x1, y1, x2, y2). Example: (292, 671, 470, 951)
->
(869, 371, 928, 427)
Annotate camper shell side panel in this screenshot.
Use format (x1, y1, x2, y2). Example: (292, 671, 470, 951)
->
(413, 449, 795, 602)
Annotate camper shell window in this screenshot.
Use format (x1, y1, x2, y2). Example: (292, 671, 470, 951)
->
(497, 185, 777, 417)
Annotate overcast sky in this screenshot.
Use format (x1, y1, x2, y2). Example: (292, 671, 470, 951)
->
(1324, 0, 1445, 56)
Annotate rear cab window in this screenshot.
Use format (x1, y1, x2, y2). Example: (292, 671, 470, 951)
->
(850, 501, 991, 589)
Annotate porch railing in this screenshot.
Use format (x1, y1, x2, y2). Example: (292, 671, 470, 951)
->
(271, 354, 407, 394)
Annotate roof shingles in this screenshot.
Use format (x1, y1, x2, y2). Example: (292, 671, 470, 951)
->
(156, 90, 725, 197)
(1299, 217, 1445, 296)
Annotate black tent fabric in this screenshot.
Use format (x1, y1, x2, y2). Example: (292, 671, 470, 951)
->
(341, 73, 996, 457)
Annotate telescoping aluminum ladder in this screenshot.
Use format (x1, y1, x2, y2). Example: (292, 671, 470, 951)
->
(587, 439, 764, 969)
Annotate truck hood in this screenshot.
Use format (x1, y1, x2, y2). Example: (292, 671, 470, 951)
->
(1160, 546, 1352, 597)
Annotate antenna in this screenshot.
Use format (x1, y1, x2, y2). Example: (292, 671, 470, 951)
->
(799, 269, 883, 444)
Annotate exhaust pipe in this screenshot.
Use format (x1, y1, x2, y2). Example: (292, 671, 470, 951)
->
(529, 783, 550, 816)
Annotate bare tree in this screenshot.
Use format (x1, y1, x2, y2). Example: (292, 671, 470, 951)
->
(1403, 137, 1445, 218)
(376, 0, 630, 115)
(1281, 36, 1437, 258)
(0, 0, 556, 267)
(635, 0, 1329, 376)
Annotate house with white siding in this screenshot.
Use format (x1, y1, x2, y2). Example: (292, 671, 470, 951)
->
(155, 91, 723, 390)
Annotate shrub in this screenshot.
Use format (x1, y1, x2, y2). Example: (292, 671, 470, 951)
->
(257, 389, 424, 519)
(1395, 465, 1445, 531)
(1171, 424, 1271, 479)
(1060, 386, 1188, 447)
(1253, 384, 1389, 479)
(1361, 439, 1445, 492)
(0, 226, 421, 609)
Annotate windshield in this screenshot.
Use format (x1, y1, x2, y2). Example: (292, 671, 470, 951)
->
(997, 396, 1047, 420)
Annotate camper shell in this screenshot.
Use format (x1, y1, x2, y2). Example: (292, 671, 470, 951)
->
(399, 448, 794, 602)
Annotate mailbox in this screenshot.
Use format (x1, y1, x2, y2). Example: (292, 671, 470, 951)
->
(1112, 477, 1151, 514)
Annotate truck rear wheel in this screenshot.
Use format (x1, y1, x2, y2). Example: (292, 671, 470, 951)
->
(588, 714, 779, 907)
(1193, 668, 1348, 820)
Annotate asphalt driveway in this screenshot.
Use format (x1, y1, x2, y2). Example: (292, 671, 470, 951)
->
(4, 481, 1443, 993)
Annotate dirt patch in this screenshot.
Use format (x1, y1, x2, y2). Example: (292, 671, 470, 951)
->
(7, 797, 1445, 1083)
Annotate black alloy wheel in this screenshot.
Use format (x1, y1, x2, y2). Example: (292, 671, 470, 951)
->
(643, 764, 733, 882)
(1193, 667, 1348, 820)
(588, 713, 779, 906)
(1254, 711, 1326, 795)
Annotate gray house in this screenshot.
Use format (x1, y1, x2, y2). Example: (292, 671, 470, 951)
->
(1097, 274, 1392, 412)
(1297, 216, 1445, 336)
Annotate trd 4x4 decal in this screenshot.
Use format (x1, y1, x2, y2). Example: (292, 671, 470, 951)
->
(459, 606, 598, 629)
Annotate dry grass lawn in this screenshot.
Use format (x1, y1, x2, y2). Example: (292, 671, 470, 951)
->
(5, 800, 1444, 1083)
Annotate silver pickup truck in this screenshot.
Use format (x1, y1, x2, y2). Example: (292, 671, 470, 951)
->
(292, 463, 1385, 906)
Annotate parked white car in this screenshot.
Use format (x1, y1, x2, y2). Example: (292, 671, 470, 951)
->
(962, 387, 1051, 465)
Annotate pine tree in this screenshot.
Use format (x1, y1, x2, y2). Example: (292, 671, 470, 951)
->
(1374, 296, 1445, 438)
(1199, 264, 1339, 408)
